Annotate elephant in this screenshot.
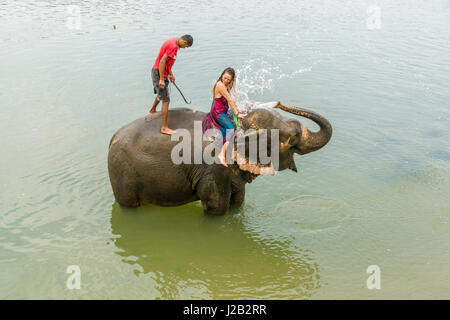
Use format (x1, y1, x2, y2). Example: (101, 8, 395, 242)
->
(107, 102, 332, 215)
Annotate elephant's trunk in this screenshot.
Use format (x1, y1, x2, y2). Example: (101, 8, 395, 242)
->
(273, 102, 332, 155)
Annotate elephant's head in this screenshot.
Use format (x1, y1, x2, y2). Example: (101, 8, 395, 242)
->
(233, 102, 332, 176)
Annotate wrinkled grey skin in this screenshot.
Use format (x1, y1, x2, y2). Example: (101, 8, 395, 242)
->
(108, 102, 332, 215)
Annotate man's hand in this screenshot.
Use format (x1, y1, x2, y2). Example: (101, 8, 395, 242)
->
(159, 79, 165, 89)
(169, 74, 175, 83)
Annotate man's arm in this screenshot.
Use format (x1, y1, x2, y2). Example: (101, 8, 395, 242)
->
(158, 54, 169, 88)
(169, 70, 175, 83)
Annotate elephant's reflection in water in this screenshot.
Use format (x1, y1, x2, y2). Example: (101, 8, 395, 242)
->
(110, 202, 320, 299)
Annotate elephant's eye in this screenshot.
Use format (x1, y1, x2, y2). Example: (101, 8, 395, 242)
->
(290, 136, 298, 146)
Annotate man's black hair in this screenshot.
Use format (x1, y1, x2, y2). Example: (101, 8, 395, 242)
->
(181, 34, 193, 47)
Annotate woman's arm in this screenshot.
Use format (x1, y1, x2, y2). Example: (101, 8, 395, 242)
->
(217, 82, 239, 115)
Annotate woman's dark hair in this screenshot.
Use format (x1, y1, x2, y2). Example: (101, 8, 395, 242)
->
(212, 67, 235, 95)
(181, 34, 193, 46)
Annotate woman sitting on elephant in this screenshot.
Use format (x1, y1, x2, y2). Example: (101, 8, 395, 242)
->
(202, 67, 245, 166)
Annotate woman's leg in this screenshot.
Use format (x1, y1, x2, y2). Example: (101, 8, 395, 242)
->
(217, 114, 236, 166)
(217, 113, 236, 143)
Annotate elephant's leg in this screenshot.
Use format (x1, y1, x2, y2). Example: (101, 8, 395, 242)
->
(230, 188, 245, 208)
(196, 175, 231, 215)
(108, 151, 140, 207)
(112, 175, 140, 207)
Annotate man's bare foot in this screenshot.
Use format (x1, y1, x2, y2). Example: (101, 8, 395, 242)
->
(148, 109, 157, 115)
(161, 127, 176, 135)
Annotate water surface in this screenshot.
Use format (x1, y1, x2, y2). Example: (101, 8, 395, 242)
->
(0, 0, 449, 299)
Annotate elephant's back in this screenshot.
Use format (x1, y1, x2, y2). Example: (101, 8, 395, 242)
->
(109, 108, 207, 155)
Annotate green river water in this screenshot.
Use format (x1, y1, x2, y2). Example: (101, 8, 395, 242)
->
(0, 0, 449, 299)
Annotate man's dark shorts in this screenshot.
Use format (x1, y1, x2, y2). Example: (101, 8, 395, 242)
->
(151, 68, 170, 102)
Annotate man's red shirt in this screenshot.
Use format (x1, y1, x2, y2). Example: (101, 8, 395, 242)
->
(153, 38, 178, 79)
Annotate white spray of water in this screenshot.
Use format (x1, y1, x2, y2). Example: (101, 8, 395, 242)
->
(228, 57, 312, 117)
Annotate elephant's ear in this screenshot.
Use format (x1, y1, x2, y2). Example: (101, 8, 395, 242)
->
(233, 129, 276, 175)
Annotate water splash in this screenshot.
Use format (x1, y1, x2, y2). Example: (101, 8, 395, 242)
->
(233, 57, 311, 113)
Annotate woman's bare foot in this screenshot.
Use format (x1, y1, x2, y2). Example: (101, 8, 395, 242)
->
(219, 142, 230, 167)
(161, 127, 176, 135)
(218, 152, 228, 167)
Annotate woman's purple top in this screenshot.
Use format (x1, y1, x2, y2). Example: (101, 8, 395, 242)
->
(202, 96, 229, 134)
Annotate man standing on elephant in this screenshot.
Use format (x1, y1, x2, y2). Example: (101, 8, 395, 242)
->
(148, 35, 193, 135)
